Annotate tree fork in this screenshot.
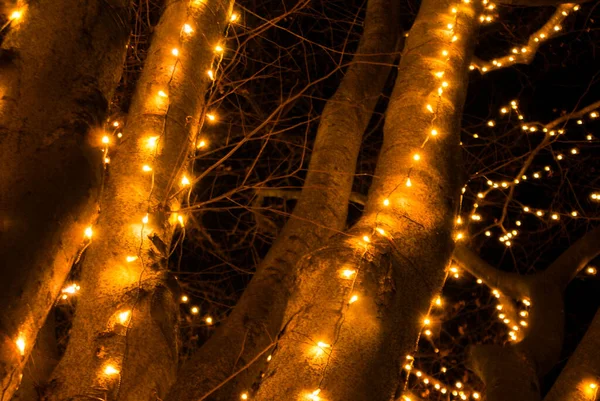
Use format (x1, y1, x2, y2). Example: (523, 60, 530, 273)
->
(165, 0, 401, 399)
(0, 1, 130, 399)
(252, 0, 481, 399)
(44, 0, 234, 400)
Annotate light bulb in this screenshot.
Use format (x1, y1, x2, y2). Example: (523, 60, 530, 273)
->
(142, 165, 152, 172)
(205, 316, 213, 325)
(104, 365, 119, 375)
(349, 295, 358, 304)
(181, 175, 191, 186)
(172, 48, 179, 56)
(84, 226, 93, 239)
(16, 336, 25, 356)
(183, 24, 193, 34)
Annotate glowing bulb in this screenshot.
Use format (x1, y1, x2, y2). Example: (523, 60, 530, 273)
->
(435, 297, 442, 306)
(181, 175, 191, 186)
(102, 135, 110, 144)
(181, 295, 189, 303)
(426, 104, 434, 113)
(16, 336, 25, 356)
(207, 70, 215, 80)
(230, 13, 239, 22)
(191, 306, 199, 314)
(84, 226, 93, 239)
(147, 136, 159, 149)
(342, 269, 356, 278)
(349, 295, 359, 304)
(485, 231, 491, 236)
(10, 10, 22, 20)
(142, 214, 149, 224)
(435, 71, 445, 78)
(142, 165, 152, 172)
(158, 90, 168, 98)
(362, 235, 370, 243)
(587, 267, 597, 275)
(406, 178, 412, 187)
(487, 120, 495, 127)
(126, 256, 138, 262)
(172, 48, 179, 57)
(424, 329, 432, 336)
(383, 198, 390, 206)
(206, 113, 216, 121)
(241, 393, 248, 400)
(215, 45, 224, 52)
(376, 227, 385, 235)
(183, 24, 194, 34)
(307, 389, 321, 401)
(590, 383, 597, 389)
(205, 316, 213, 325)
(104, 365, 119, 375)
(431, 129, 438, 136)
(455, 232, 464, 241)
(118, 310, 131, 325)
(423, 318, 431, 325)
(104, 157, 110, 164)
(413, 154, 421, 161)
(197, 139, 207, 148)
(442, 50, 449, 57)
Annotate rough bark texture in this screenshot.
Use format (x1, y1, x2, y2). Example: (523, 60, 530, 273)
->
(252, 0, 480, 400)
(0, 1, 129, 399)
(544, 309, 600, 401)
(165, 0, 401, 399)
(44, 1, 233, 400)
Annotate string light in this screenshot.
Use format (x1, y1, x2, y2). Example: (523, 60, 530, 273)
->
(230, 13, 239, 23)
(118, 310, 131, 325)
(142, 214, 149, 224)
(207, 70, 215, 80)
(240, 393, 249, 400)
(191, 306, 199, 314)
(15, 336, 25, 356)
(104, 365, 120, 375)
(181, 295, 189, 303)
(142, 165, 152, 172)
(183, 24, 194, 34)
(84, 226, 93, 239)
(348, 295, 359, 304)
(181, 175, 191, 186)
(9, 10, 23, 20)
(126, 256, 138, 262)
(205, 316, 213, 325)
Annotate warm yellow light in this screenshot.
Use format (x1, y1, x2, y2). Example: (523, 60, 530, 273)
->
(206, 113, 216, 122)
(551, 214, 559, 220)
(406, 178, 412, 187)
(487, 120, 495, 127)
(241, 393, 249, 400)
(587, 267, 597, 275)
(158, 90, 168, 98)
(435, 71, 445, 78)
(230, 13, 239, 22)
(172, 48, 179, 57)
(207, 70, 215, 80)
(183, 24, 194, 34)
(442, 50, 449, 57)
(177, 215, 185, 227)
(142, 214, 149, 224)
(84, 226, 93, 239)
(142, 165, 152, 172)
(147, 136, 159, 149)
(104, 365, 119, 375)
(424, 329, 432, 336)
(181, 295, 189, 303)
(267, 354, 272, 361)
(205, 316, 213, 325)
(435, 296, 442, 306)
(118, 310, 131, 325)
(590, 383, 598, 389)
(383, 198, 390, 206)
(188, 306, 198, 315)
(413, 153, 421, 161)
(426, 104, 434, 113)
(376, 227, 385, 235)
(197, 139, 207, 148)
(455, 232, 464, 241)
(126, 256, 138, 263)
(342, 269, 356, 278)
(349, 295, 359, 304)
(591, 112, 598, 118)
(9, 10, 22, 20)
(423, 318, 431, 325)
(215, 45, 224, 52)
(473, 393, 480, 399)
(104, 157, 110, 164)
(62, 284, 80, 294)
(307, 389, 321, 401)
(102, 135, 110, 144)
(181, 175, 191, 186)
(431, 129, 438, 136)
(16, 336, 25, 356)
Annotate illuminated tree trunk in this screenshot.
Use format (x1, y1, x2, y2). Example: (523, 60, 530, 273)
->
(252, 0, 480, 400)
(0, 2, 129, 400)
(165, 0, 401, 399)
(45, 1, 234, 400)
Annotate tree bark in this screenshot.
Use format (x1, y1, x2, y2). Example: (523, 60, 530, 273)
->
(544, 308, 600, 401)
(252, 0, 480, 400)
(0, 1, 130, 399)
(44, 1, 234, 400)
(165, 0, 402, 400)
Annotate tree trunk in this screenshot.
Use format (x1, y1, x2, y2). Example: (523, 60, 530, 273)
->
(252, 0, 480, 400)
(45, 1, 234, 400)
(165, 0, 401, 399)
(0, 1, 130, 399)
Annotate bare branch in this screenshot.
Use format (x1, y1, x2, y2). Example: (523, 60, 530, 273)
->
(453, 245, 527, 298)
(472, 4, 577, 73)
(543, 225, 600, 291)
(496, 0, 590, 5)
